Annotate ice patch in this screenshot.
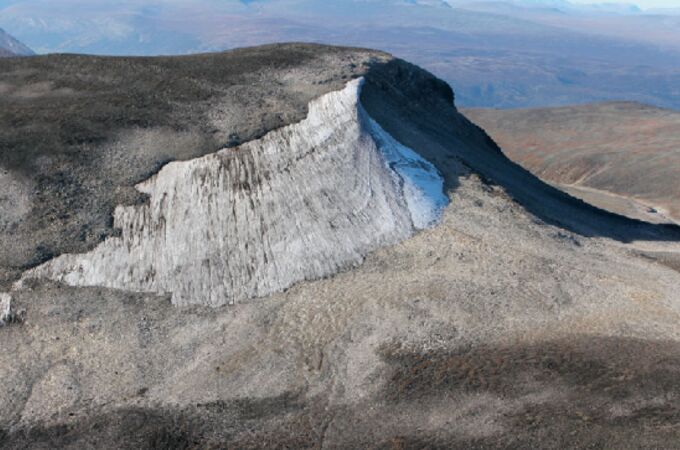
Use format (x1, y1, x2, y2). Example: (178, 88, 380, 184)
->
(13, 78, 449, 307)
(0, 293, 11, 326)
(365, 113, 449, 229)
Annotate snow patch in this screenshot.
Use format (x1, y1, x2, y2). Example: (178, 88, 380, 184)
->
(0, 293, 11, 326)
(366, 113, 448, 229)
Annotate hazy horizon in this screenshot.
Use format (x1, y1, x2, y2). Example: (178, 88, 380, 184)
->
(2, 0, 679, 110)
(569, 0, 679, 9)
(0, 0, 678, 10)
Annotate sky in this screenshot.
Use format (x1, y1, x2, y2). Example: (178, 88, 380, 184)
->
(0, 0, 679, 7)
(569, 0, 678, 8)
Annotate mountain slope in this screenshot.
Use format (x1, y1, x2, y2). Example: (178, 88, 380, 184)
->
(0, 28, 32, 56)
(1, 44, 680, 448)
(464, 102, 680, 224)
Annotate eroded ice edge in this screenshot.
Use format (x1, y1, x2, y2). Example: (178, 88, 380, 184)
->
(10, 78, 449, 306)
(365, 112, 448, 229)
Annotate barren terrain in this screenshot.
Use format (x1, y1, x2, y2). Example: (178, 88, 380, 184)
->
(465, 102, 680, 224)
(1, 44, 680, 449)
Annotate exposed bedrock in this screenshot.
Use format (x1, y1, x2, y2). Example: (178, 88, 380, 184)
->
(17, 79, 447, 306)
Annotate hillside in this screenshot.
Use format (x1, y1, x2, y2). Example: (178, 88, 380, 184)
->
(0, 28, 32, 57)
(1, 44, 680, 448)
(464, 102, 680, 224)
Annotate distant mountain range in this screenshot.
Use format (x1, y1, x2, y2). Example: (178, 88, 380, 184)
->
(450, 0, 642, 14)
(0, 27, 33, 56)
(0, 0, 678, 109)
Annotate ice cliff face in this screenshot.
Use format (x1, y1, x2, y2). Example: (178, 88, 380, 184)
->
(17, 78, 447, 306)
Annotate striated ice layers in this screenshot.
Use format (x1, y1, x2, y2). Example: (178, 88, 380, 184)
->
(17, 78, 448, 306)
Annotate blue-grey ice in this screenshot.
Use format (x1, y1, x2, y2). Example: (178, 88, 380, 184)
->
(365, 113, 449, 229)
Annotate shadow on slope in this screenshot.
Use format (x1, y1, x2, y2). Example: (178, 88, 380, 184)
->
(361, 58, 680, 243)
(375, 335, 680, 449)
(5, 336, 680, 449)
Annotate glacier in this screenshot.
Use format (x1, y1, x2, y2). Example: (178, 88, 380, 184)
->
(15, 78, 448, 306)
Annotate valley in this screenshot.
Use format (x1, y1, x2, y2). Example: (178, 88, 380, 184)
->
(465, 101, 680, 224)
